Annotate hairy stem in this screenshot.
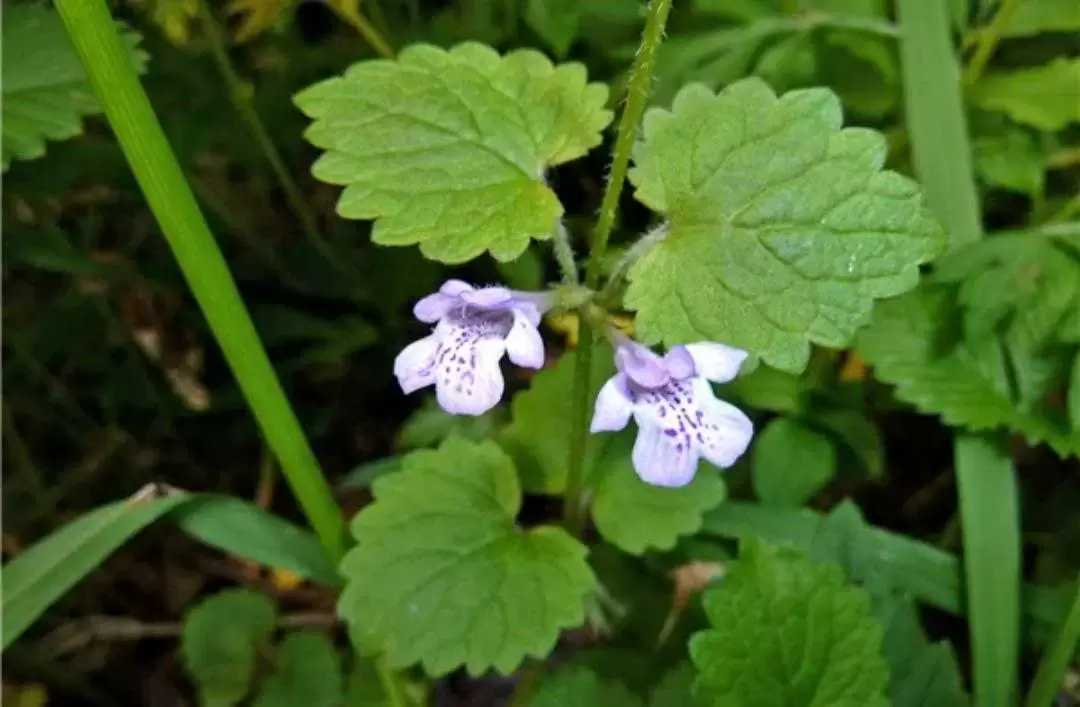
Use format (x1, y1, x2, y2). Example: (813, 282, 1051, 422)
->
(963, 0, 1020, 85)
(552, 222, 579, 284)
(563, 0, 672, 535)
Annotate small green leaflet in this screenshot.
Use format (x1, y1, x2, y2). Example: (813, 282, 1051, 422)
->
(689, 538, 890, 706)
(752, 416, 837, 507)
(974, 126, 1044, 198)
(295, 43, 612, 264)
(181, 589, 277, 707)
(526, 0, 582, 58)
(970, 58, 1080, 132)
(591, 434, 727, 555)
(626, 79, 945, 373)
(338, 437, 595, 676)
(999, 0, 1080, 37)
(2, 4, 148, 171)
(254, 631, 343, 707)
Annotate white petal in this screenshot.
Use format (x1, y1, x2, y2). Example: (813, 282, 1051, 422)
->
(631, 422, 700, 488)
(697, 398, 754, 468)
(393, 334, 440, 394)
(692, 379, 754, 468)
(590, 374, 633, 433)
(684, 342, 748, 383)
(504, 310, 545, 369)
(435, 337, 506, 416)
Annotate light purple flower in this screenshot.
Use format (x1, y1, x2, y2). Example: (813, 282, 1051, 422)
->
(394, 280, 548, 416)
(590, 339, 754, 487)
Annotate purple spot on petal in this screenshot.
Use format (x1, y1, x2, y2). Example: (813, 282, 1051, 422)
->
(664, 428, 677, 437)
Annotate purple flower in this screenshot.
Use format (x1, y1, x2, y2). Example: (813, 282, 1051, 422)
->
(590, 339, 754, 487)
(394, 280, 548, 415)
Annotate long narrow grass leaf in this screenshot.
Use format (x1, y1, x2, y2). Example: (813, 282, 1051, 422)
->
(1025, 581, 1080, 707)
(896, 0, 983, 248)
(52, 0, 347, 561)
(955, 434, 1021, 707)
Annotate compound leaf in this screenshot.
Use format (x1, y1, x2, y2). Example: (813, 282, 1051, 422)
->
(296, 42, 612, 263)
(338, 437, 595, 676)
(626, 79, 945, 372)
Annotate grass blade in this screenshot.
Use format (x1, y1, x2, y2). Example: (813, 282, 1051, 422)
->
(955, 434, 1021, 707)
(1, 490, 189, 649)
(52, 0, 347, 562)
(172, 496, 340, 586)
(896, 0, 983, 248)
(1025, 581, 1080, 707)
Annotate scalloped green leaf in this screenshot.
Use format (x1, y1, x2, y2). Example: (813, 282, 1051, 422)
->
(591, 434, 727, 555)
(338, 437, 595, 677)
(254, 631, 343, 707)
(2, 4, 148, 171)
(625, 78, 946, 373)
(970, 58, 1080, 132)
(857, 286, 1079, 457)
(689, 538, 890, 706)
(752, 417, 837, 507)
(181, 589, 277, 707)
(295, 42, 612, 264)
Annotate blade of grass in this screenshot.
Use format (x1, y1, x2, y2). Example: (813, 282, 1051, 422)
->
(955, 434, 1021, 707)
(1025, 580, 1080, 707)
(52, 0, 347, 562)
(896, 0, 983, 249)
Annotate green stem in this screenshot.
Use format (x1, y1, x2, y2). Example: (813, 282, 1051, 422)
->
(53, 0, 348, 562)
(197, 0, 351, 281)
(552, 222, 579, 284)
(563, 0, 673, 535)
(963, 0, 1021, 86)
(583, 0, 672, 290)
(374, 655, 409, 707)
(328, 2, 395, 59)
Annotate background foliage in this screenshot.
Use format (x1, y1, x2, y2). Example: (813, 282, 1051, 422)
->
(2, 0, 1079, 704)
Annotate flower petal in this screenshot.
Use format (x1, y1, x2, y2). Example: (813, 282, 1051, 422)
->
(393, 334, 440, 394)
(505, 310, 545, 369)
(440, 279, 474, 296)
(664, 346, 696, 379)
(461, 286, 513, 309)
(590, 374, 633, 433)
(684, 342, 748, 383)
(616, 342, 669, 388)
(631, 422, 700, 487)
(434, 337, 506, 416)
(413, 292, 457, 323)
(697, 396, 754, 469)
